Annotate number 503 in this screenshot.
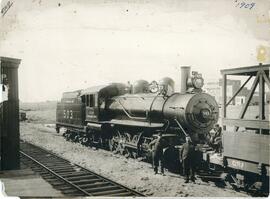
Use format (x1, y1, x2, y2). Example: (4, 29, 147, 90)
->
(63, 110, 73, 119)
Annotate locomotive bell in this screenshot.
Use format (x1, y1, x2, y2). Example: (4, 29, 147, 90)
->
(158, 77, 175, 96)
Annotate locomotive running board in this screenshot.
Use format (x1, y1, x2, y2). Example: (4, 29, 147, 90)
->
(108, 119, 164, 128)
(56, 122, 85, 130)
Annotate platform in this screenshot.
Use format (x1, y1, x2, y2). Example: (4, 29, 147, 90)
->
(0, 164, 64, 198)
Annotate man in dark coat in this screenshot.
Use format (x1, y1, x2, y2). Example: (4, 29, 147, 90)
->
(209, 124, 222, 153)
(149, 133, 167, 175)
(179, 136, 196, 183)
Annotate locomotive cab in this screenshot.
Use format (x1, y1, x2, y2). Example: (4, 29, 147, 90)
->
(80, 83, 129, 122)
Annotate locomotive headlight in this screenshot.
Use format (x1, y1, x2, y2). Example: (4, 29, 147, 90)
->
(192, 77, 204, 89)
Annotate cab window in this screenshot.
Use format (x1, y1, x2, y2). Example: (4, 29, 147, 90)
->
(86, 95, 90, 106)
(81, 95, 85, 104)
(83, 94, 96, 107)
(89, 94, 95, 107)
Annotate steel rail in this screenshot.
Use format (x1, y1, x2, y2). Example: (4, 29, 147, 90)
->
(20, 151, 92, 196)
(20, 141, 144, 197)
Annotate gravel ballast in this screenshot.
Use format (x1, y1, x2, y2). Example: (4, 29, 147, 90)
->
(20, 122, 248, 197)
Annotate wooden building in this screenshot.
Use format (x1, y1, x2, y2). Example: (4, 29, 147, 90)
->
(0, 57, 21, 170)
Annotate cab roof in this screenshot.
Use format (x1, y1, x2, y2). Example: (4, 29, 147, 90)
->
(80, 85, 109, 95)
(80, 83, 128, 97)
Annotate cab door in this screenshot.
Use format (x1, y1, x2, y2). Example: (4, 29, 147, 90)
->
(85, 93, 99, 122)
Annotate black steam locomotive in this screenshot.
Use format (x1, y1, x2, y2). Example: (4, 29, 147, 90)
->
(56, 67, 219, 165)
(55, 64, 269, 196)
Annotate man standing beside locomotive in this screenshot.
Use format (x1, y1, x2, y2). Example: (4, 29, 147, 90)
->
(149, 132, 167, 175)
(179, 136, 196, 183)
(209, 124, 222, 153)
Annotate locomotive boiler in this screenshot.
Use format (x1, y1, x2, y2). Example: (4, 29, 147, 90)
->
(56, 66, 219, 161)
(106, 71, 218, 140)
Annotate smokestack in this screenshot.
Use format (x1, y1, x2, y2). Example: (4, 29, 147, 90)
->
(180, 66, 191, 93)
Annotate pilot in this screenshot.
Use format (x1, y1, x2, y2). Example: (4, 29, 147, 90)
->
(149, 132, 167, 175)
(179, 136, 196, 183)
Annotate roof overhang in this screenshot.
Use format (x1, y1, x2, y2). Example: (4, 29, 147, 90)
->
(0, 57, 21, 68)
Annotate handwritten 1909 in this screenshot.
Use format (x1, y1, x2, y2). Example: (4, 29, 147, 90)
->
(234, 0, 255, 10)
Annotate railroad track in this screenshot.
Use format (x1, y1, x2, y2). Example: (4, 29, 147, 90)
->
(20, 141, 144, 197)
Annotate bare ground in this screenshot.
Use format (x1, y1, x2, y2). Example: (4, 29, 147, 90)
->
(20, 122, 249, 197)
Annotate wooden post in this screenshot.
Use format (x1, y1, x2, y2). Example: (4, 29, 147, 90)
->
(222, 74, 227, 130)
(0, 59, 2, 171)
(259, 71, 265, 134)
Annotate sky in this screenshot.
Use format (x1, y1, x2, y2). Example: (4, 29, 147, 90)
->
(0, 0, 269, 102)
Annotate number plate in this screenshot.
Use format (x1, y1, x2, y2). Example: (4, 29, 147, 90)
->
(230, 159, 245, 169)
